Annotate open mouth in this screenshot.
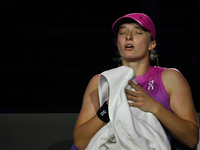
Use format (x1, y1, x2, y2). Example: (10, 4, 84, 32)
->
(126, 45, 133, 48)
(125, 44, 134, 49)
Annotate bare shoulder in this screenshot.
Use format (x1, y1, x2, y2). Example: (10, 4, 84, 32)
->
(74, 74, 100, 129)
(162, 68, 189, 94)
(162, 68, 198, 125)
(162, 68, 184, 81)
(81, 74, 100, 112)
(87, 74, 100, 88)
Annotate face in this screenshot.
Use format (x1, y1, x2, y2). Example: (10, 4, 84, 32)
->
(117, 23, 156, 63)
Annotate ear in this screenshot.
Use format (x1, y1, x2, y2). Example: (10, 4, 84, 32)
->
(148, 41, 156, 51)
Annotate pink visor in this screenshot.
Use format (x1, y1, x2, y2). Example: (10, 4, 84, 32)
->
(112, 13, 156, 40)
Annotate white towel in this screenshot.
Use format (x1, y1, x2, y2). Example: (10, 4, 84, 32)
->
(86, 66, 171, 150)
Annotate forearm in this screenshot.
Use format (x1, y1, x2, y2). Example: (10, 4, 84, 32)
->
(153, 103, 199, 148)
(73, 114, 106, 150)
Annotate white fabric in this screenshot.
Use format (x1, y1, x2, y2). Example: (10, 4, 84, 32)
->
(86, 66, 171, 150)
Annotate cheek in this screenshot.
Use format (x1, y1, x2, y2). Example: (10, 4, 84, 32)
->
(117, 41, 122, 50)
(117, 44, 123, 54)
(136, 38, 151, 50)
(116, 43, 123, 56)
(117, 36, 123, 47)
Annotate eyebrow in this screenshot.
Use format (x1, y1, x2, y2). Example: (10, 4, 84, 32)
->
(134, 26, 142, 29)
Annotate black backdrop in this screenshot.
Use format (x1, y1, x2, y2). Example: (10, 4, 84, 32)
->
(1, 0, 200, 112)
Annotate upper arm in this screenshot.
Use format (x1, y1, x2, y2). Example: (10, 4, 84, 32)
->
(74, 74, 100, 130)
(162, 69, 199, 127)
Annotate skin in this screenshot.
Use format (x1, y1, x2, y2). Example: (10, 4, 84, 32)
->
(73, 23, 199, 150)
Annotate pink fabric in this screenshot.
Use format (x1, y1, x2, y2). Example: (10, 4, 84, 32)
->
(136, 66, 171, 111)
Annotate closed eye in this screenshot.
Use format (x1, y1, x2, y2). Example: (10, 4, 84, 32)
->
(136, 32, 142, 34)
(119, 32, 125, 35)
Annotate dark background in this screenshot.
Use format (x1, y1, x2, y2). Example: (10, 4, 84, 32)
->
(1, 0, 200, 113)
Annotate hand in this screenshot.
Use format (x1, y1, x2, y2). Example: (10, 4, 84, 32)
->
(124, 80, 158, 113)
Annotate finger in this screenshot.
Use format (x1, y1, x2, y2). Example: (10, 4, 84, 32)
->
(128, 101, 139, 107)
(126, 94, 139, 102)
(125, 89, 139, 97)
(128, 80, 141, 90)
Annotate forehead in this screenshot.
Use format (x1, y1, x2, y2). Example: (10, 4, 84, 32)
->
(119, 23, 143, 30)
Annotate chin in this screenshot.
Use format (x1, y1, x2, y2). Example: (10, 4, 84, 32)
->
(123, 57, 136, 62)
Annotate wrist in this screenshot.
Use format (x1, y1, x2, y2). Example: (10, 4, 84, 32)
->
(151, 101, 162, 116)
(97, 101, 110, 123)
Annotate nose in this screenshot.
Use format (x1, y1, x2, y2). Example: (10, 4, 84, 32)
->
(126, 32, 133, 40)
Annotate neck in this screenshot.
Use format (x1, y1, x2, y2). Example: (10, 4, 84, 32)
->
(122, 60, 151, 76)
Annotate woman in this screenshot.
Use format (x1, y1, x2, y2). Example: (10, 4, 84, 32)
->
(72, 13, 199, 150)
